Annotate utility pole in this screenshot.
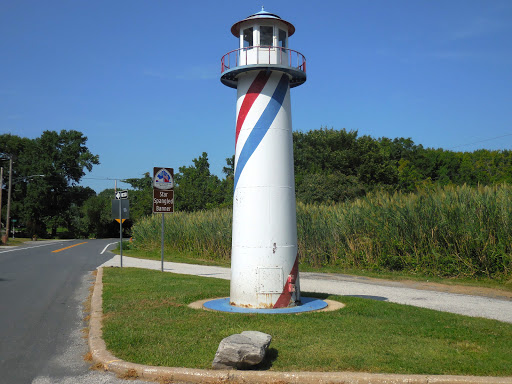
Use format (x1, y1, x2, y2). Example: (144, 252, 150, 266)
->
(3, 158, 12, 244)
(0, 167, 3, 238)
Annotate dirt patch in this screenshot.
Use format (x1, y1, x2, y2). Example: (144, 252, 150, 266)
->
(188, 297, 225, 311)
(317, 299, 345, 312)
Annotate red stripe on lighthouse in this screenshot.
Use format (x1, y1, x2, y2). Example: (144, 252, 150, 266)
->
(235, 71, 271, 145)
(273, 255, 299, 309)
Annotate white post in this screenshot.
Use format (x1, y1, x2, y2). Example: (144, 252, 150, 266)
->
(161, 213, 164, 272)
(119, 199, 123, 268)
(0, 167, 3, 238)
(4, 158, 12, 244)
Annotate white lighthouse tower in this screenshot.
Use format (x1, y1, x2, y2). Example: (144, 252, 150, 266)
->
(221, 8, 306, 309)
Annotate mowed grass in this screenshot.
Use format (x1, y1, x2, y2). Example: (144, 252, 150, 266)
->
(0, 237, 33, 246)
(101, 268, 512, 376)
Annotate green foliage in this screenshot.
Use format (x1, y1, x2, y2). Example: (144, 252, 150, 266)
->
(295, 184, 512, 279)
(295, 172, 365, 203)
(174, 152, 232, 211)
(3, 127, 511, 240)
(222, 155, 235, 178)
(59, 186, 96, 237)
(132, 184, 512, 280)
(397, 159, 423, 191)
(80, 189, 120, 238)
(133, 207, 231, 261)
(0, 130, 99, 237)
(292, 127, 512, 204)
(121, 173, 153, 222)
(293, 128, 398, 203)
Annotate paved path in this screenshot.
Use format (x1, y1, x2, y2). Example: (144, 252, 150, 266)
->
(101, 255, 512, 323)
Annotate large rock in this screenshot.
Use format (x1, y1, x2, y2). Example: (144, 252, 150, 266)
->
(212, 331, 272, 370)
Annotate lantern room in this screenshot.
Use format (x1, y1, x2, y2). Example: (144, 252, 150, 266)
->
(221, 8, 306, 89)
(233, 9, 294, 50)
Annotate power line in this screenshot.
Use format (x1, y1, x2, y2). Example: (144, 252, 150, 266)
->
(81, 177, 131, 182)
(448, 133, 512, 150)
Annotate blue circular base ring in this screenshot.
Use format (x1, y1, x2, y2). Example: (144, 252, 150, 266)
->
(203, 297, 327, 314)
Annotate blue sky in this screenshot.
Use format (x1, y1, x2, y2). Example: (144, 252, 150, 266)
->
(1, 0, 511, 192)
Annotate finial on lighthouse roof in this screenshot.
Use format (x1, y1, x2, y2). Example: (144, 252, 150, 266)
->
(230, 8, 296, 37)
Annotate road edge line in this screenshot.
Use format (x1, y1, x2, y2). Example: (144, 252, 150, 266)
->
(100, 242, 118, 255)
(0, 241, 69, 254)
(88, 267, 512, 384)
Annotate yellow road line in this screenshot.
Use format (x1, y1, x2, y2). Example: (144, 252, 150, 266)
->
(52, 242, 88, 253)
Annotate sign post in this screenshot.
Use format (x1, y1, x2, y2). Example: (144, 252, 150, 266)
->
(153, 167, 174, 271)
(11, 218, 16, 239)
(119, 199, 122, 267)
(112, 191, 129, 267)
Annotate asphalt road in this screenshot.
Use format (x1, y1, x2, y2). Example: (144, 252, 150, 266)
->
(0, 239, 147, 384)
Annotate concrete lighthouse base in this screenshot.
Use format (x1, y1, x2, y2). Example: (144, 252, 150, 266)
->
(203, 297, 327, 314)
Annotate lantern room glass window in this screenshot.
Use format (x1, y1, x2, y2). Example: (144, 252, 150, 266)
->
(243, 27, 253, 48)
(278, 29, 287, 49)
(260, 26, 273, 47)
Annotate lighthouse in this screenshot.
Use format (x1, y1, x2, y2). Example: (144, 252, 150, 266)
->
(221, 8, 306, 309)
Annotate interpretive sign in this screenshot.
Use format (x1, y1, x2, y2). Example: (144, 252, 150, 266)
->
(153, 167, 175, 272)
(153, 167, 174, 213)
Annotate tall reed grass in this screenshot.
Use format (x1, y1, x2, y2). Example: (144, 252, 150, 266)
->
(133, 184, 512, 279)
(133, 208, 232, 262)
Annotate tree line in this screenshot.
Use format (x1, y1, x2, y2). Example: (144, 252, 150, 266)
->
(293, 127, 512, 202)
(170, 127, 512, 209)
(0, 131, 98, 238)
(1, 128, 511, 239)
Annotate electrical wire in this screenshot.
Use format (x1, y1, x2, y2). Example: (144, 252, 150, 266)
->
(448, 133, 512, 150)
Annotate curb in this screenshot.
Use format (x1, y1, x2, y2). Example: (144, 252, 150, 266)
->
(89, 267, 512, 384)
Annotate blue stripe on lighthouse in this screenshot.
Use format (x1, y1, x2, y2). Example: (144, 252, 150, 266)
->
(234, 74, 289, 192)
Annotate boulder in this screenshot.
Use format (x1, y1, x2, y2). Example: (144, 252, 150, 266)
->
(212, 331, 272, 370)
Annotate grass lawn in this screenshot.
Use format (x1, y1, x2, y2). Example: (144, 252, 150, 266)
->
(101, 267, 512, 376)
(0, 237, 33, 246)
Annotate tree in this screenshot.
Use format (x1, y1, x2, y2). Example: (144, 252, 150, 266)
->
(121, 173, 153, 222)
(219, 156, 235, 207)
(397, 159, 423, 191)
(174, 152, 226, 212)
(0, 130, 99, 237)
(61, 186, 96, 238)
(81, 189, 119, 238)
(353, 135, 397, 187)
(292, 128, 398, 203)
(295, 172, 365, 203)
(222, 155, 235, 178)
